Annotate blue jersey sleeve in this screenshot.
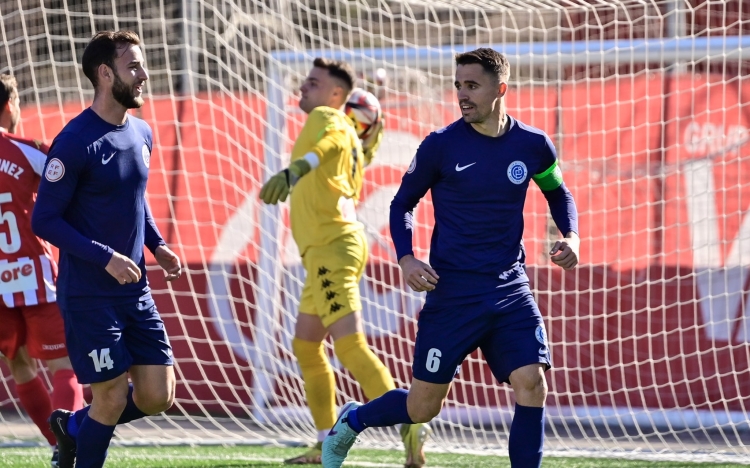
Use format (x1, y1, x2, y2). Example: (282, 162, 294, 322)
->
(144, 200, 166, 254)
(389, 133, 442, 261)
(535, 135, 579, 236)
(32, 134, 114, 267)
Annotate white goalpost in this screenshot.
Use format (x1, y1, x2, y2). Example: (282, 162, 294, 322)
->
(2, 0, 750, 463)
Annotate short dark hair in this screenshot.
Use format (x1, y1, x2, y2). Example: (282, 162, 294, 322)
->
(82, 30, 141, 87)
(455, 48, 510, 82)
(0, 74, 18, 109)
(312, 57, 356, 93)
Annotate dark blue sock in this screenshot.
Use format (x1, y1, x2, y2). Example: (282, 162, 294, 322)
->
(508, 404, 545, 468)
(117, 384, 148, 424)
(67, 406, 89, 438)
(67, 384, 146, 438)
(75, 414, 115, 468)
(347, 389, 414, 433)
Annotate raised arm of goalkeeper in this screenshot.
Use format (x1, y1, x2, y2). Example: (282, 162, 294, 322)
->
(259, 118, 384, 205)
(361, 117, 384, 166)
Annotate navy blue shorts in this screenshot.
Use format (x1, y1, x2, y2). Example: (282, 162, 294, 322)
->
(412, 285, 551, 385)
(60, 295, 173, 384)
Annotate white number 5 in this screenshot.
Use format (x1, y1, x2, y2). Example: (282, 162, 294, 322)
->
(0, 193, 21, 254)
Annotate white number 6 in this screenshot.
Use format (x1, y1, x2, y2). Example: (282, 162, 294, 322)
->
(426, 348, 441, 373)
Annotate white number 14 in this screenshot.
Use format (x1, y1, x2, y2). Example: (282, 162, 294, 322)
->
(88, 348, 114, 372)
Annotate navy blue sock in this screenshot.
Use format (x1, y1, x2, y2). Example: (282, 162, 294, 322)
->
(75, 414, 115, 468)
(508, 404, 545, 468)
(347, 389, 414, 433)
(117, 384, 148, 424)
(67, 406, 89, 438)
(67, 385, 146, 438)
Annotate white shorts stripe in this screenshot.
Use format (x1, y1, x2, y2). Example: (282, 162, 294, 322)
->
(18, 257, 38, 306)
(0, 259, 13, 308)
(39, 255, 56, 302)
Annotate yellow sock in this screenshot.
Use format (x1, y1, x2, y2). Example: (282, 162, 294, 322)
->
(292, 338, 336, 430)
(334, 332, 395, 400)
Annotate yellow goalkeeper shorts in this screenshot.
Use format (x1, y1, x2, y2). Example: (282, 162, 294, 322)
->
(299, 229, 368, 327)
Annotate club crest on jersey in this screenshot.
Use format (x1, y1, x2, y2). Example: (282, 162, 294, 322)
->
(142, 144, 151, 168)
(507, 160, 527, 184)
(45, 158, 65, 182)
(535, 325, 548, 345)
(407, 155, 417, 174)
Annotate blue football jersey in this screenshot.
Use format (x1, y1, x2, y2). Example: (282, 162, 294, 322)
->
(33, 108, 164, 309)
(390, 116, 561, 305)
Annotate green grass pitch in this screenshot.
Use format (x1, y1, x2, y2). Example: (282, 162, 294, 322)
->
(0, 445, 746, 467)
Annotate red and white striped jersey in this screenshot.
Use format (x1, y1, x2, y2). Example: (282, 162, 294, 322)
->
(0, 130, 57, 308)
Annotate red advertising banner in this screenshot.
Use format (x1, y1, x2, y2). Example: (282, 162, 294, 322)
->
(3, 74, 749, 419)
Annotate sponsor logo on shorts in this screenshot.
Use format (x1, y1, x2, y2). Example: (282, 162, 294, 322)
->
(0, 259, 38, 295)
(507, 160, 528, 184)
(42, 343, 66, 351)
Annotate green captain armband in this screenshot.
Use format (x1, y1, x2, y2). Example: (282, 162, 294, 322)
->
(532, 160, 564, 191)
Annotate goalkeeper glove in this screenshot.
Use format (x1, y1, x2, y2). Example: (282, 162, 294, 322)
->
(259, 159, 312, 205)
(361, 117, 384, 167)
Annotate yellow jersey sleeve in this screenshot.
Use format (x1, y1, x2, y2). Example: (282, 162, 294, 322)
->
(292, 107, 355, 163)
(289, 106, 365, 255)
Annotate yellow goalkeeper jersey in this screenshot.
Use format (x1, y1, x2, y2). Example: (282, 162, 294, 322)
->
(289, 106, 365, 256)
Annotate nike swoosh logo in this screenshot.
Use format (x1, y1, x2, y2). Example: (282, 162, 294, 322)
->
(56, 417, 65, 432)
(455, 162, 476, 171)
(102, 152, 116, 164)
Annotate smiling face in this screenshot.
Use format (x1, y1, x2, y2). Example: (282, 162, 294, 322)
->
(454, 63, 506, 124)
(108, 44, 148, 109)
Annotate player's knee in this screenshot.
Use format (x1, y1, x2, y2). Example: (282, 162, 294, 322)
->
(7, 362, 38, 384)
(143, 392, 174, 415)
(510, 366, 548, 405)
(6, 352, 38, 384)
(138, 396, 173, 415)
(97, 389, 129, 416)
(135, 386, 175, 415)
